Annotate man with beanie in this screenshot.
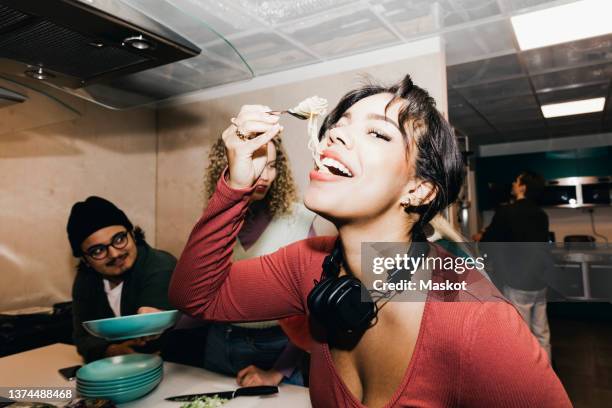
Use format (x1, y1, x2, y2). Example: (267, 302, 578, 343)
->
(67, 196, 177, 362)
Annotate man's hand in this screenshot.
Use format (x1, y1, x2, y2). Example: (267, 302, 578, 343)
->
(104, 307, 164, 357)
(137, 306, 163, 314)
(236, 365, 283, 387)
(105, 338, 147, 357)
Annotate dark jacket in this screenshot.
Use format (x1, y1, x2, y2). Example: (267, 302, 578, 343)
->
(72, 242, 176, 362)
(481, 199, 551, 291)
(482, 198, 549, 243)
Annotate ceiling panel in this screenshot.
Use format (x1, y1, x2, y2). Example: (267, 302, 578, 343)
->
(484, 101, 543, 126)
(522, 34, 612, 75)
(448, 88, 477, 119)
(548, 123, 603, 138)
(371, 0, 503, 38)
(546, 112, 604, 137)
(279, 7, 400, 58)
(72, 53, 251, 109)
(486, 106, 543, 124)
(537, 82, 609, 104)
(209, 31, 316, 75)
(531, 62, 612, 91)
(500, 127, 548, 140)
(370, 0, 439, 37)
(457, 77, 533, 104)
(493, 119, 546, 132)
(450, 112, 497, 133)
(501, 0, 577, 13)
(444, 19, 516, 66)
(448, 53, 525, 87)
(164, 0, 263, 37)
(237, 0, 354, 25)
(546, 112, 604, 126)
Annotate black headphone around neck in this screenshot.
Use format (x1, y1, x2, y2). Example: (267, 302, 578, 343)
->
(307, 241, 376, 334)
(307, 234, 430, 335)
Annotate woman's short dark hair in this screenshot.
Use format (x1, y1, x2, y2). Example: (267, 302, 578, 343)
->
(319, 74, 465, 240)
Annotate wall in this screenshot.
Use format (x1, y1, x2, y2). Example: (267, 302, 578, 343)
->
(0, 79, 157, 312)
(156, 46, 448, 257)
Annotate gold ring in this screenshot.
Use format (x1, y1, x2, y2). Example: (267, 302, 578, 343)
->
(236, 128, 247, 141)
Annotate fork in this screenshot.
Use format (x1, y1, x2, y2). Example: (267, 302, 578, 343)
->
(268, 110, 309, 120)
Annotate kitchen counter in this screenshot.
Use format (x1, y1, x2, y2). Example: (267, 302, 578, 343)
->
(0, 343, 311, 407)
(551, 246, 612, 300)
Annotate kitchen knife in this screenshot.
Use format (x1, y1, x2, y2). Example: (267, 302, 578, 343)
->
(165, 385, 278, 402)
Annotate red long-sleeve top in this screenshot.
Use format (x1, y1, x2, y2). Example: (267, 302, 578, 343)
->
(169, 173, 572, 408)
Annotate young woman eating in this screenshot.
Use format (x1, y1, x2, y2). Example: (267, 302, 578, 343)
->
(169, 75, 571, 407)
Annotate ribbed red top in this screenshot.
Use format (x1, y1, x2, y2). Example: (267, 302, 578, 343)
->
(169, 174, 572, 408)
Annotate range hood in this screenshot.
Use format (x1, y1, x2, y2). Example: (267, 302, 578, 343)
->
(0, 0, 201, 89)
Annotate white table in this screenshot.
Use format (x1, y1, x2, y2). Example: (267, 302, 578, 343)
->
(0, 344, 311, 407)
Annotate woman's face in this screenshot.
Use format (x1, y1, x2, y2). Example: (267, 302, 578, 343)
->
(251, 142, 278, 202)
(304, 93, 414, 222)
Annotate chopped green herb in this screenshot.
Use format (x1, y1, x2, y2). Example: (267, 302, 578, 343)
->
(179, 395, 228, 408)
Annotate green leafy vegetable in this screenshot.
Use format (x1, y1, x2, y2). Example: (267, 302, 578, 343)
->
(179, 395, 228, 408)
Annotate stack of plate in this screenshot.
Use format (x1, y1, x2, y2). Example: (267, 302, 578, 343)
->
(76, 354, 163, 404)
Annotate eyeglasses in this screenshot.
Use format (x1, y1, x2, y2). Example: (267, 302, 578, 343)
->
(84, 231, 129, 260)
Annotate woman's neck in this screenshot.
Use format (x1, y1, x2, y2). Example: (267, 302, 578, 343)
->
(337, 211, 413, 280)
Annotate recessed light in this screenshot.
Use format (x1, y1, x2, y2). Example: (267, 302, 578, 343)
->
(511, 0, 612, 51)
(541, 97, 605, 118)
(24, 67, 54, 80)
(122, 35, 154, 50)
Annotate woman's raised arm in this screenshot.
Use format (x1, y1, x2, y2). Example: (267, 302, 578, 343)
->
(168, 170, 309, 322)
(169, 105, 309, 322)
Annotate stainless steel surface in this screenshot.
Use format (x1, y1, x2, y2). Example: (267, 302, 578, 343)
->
(552, 247, 612, 301)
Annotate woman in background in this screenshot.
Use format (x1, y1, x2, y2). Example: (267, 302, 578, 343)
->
(202, 136, 315, 386)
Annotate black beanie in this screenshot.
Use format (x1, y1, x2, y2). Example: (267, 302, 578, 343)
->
(67, 196, 133, 257)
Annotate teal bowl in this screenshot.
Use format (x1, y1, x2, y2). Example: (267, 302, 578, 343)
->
(77, 366, 162, 390)
(78, 376, 162, 403)
(77, 353, 162, 382)
(83, 310, 180, 341)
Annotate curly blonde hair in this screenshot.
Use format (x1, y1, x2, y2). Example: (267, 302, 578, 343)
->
(204, 137, 297, 217)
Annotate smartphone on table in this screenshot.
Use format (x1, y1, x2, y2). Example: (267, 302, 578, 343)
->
(58, 365, 82, 381)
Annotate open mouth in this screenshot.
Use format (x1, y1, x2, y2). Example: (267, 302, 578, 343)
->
(318, 156, 353, 178)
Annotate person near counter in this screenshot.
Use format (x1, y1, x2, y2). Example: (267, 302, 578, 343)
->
(202, 136, 315, 386)
(67, 196, 176, 362)
(476, 171, 552, 361)
(169, 76, 570, 407)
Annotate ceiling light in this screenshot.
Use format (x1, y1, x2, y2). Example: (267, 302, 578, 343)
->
(511, 0, 612, 51)
(541, 97, 605, 118)
(122, 35, 153, 50)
